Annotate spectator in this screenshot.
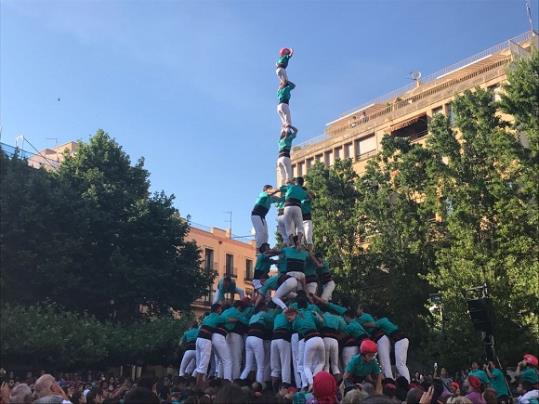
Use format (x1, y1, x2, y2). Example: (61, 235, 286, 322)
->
(8, 383, 32, 404)
(214, 383, 249, 404)
(123, 387, 159, 404)
(34, 374, 71, 404)
(465, 376, 486, 404)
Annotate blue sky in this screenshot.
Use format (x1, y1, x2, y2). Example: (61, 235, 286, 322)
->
(1, 0, 537, 241)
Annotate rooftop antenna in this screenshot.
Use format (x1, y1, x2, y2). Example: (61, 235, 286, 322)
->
(524, 0, 534, 33)
(224, 211, 232, 236)
(409, 71, 422, 87)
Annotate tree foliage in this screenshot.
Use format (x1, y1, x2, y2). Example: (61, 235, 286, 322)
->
(1, 130, 212, 321)
(0, 304, 191, 370)
(306, 53, 538, 368)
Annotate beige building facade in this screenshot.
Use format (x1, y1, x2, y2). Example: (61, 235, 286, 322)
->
(290, 31, 537, 178)
(187, 225, 257, 316)
(27, 141, 79, 170)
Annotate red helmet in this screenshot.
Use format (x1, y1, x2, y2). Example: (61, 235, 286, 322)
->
(279, 48, 292, 56)
(360, 339, 377, 354)
(524, 354, 538, 367)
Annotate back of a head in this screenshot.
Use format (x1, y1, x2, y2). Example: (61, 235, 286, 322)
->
(406, 387, 425, 404)
(361, 395, 398, 404)
(34, 374, 55, 398)
(9, 383, 32, 404)
(447, 396, 473, 404)
(214, 383, 249, 404)
(343, 388, 368, 404)
(124, 387, 160, 404)
(33, 395, 63, 404)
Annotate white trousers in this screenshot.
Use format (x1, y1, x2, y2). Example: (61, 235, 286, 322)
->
(241, 336, 265, 384)
(195, 338, 212, 376)
(303, 220, 313, 245)
(277, 214, 287, 243)
(212, 287, 245, 305)
(298, 339, 308, 388)
(291, 333, 300, 387)
(323, 337, 340, 375)
(212, 334, 233, 380)
(271, 339, 292, 384)
(179, 350, 196, 376)
(303, 336, 325, 387)
(264, 340, 272, 382)
(272, 277, 298, 310)
(251, 215, 268, 248)
(284, 206, 303, 242)
(277, 156, 293, 187)
(276, 67, 288, 83)
(277, 103, 292, 127)
(305, 282, 318, 296)
(395, 338, 410, 382)
(342, 346, 358, 370)
(377, 335, 394, 380)
(320, 280, 336, 301)
(227, 332, 244, 379)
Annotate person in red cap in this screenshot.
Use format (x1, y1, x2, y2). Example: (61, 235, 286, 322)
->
(311, 371, 337, 404)
(276, 48, 294, 86)
(516, 353, 539, 403)
(465, 375, 486, 404)
(449, 381, 461, 396)
(343, 339, 382, 394)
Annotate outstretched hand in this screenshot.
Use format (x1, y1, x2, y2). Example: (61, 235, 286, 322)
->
(419, 386, 434, 404)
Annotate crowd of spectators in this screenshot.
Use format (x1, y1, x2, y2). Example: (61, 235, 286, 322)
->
(0, 354, 536, 404)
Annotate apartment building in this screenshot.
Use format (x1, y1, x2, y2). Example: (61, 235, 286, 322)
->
(187, 225, 257, 317)
(290, 31, 538, 178)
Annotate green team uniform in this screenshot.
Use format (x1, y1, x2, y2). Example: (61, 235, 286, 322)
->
(181, 327, 199, 349)
(252, 191, 274, 218)
(469, 369, 490, 385)
(277, 82, 295, 104)
(281, 246, 308, 273)
(304, 256, 319, 283)
(220, 307, 242, 332)
(259, 275, 280, 295)
(374, 317, 399, 335)
(285, 184, 308, 203)
(520, 366, 539, 384)
(279, 129, 297, 156)
(289, 302, 321, 314)
(321, 312, 346, 332)
(292, 309, 322, 338)
(217, 278, 237, 294)
(254, 254, 274, 280)
(488, 368, 510, 398)
(346, 355, 381, 380)
(301, 196, 312, 220)
(276, 54, 292, 68)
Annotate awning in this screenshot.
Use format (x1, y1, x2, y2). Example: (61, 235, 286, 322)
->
(390, 114, 426, 132)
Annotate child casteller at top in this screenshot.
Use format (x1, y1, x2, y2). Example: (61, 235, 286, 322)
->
(276, 47, 294, 85)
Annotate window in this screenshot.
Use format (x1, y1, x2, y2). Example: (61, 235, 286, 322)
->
(432, 106, 443, 116)
(245, 259, 253, 281)
(225, 254, 235, 276)
(355, 134, 376, 158)
(343, 142, 353, 159)
(297, 162, 304, 176)
(324, 150, 332, 166)
(291, 164, 297, 178)
(204, 249, 214, 273)
(315, 154, 323, 163)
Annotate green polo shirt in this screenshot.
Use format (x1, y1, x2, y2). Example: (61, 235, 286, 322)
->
(346, 354, 381, 378)
(285, 184, 308, 202)
(254, 191, 273, 210)
(181, 327, 199, 344)
(345, 321, 369, 340)
(356, 312, 375, 326)
(374, 317, 399, 335)
(301, 197, 312, 215)
(278, 130, 297, 152)
(201, 312, 224, 329)
(281, 247, 308, 273)
(520, 366, 539, 384)
(259, 275, 279, 295)
(304, 256, 318, 278)
(316, 261, 330, 275)
(220, 307, 242, 331)
(322, 312, 346, 331)
(255, 254, 274, 278)
(488, 368, 509, 398)
(273, 311, 292, 331)
(292, 309, 322, 336)
(469, 369, 490, 385)
(277, 81, 295, 104)
(276, 54, 292, 68)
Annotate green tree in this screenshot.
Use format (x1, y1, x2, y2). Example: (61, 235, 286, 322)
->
(1, 130, 212, 320)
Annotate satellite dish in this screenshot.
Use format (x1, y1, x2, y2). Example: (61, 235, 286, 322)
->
(410, 71, 422, 81)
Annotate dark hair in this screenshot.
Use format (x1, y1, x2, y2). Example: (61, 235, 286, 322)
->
(214, 383, 249, 404)
(296, 290, 308, 309)
(211, 303, 222, 312)
(296, 177, 304, 186)
(263, 185, 273, 191)
(124, 387, 160, 404)
(344, 309, 356, 318)
(136, 376, 156, 391)
(86, 388, 103, 404)
(259, 243, 270, 253)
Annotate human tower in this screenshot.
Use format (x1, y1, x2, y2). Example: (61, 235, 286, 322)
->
(179, 48, 411, 393)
